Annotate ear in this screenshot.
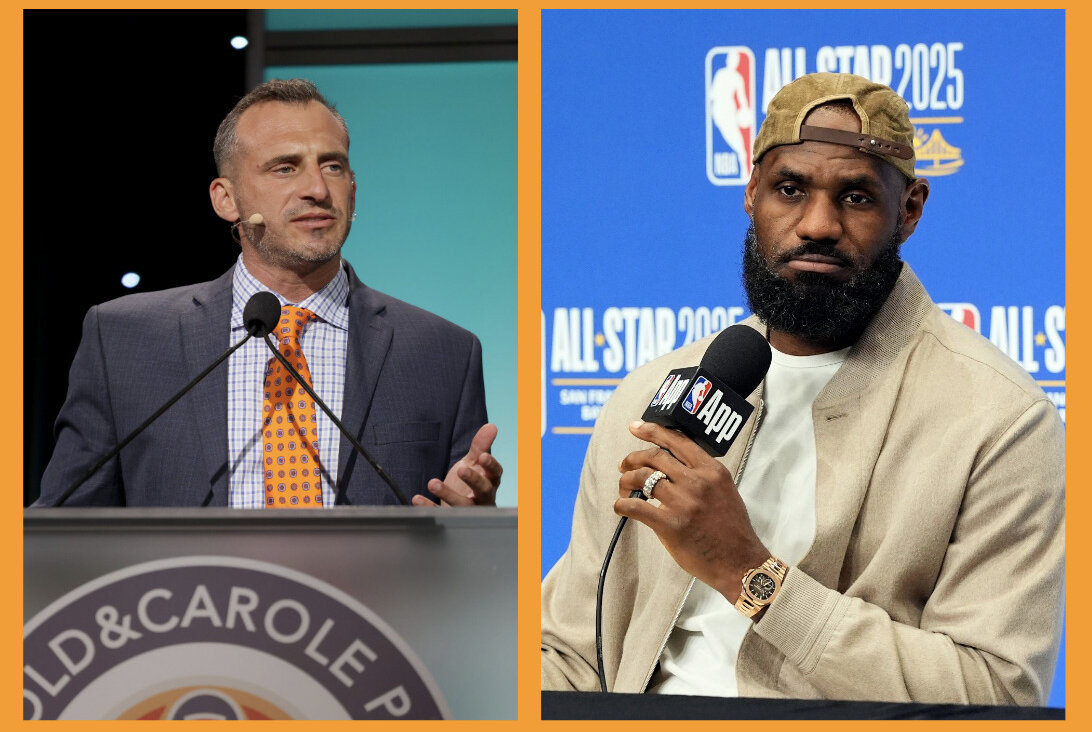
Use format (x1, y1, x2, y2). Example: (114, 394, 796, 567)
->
(349, 171, 357, 216)
(210, 177, 240, 223)
(895, 177, 930, 243)
(743, 165, 760, 217)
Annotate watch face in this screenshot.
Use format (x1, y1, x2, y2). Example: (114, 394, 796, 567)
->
(748, 571, 777, 601)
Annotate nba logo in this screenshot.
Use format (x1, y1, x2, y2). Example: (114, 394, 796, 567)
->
(683, 377, 713, 414)
(650, 374, 676, 407)
(706, 46, 756, 186)
(938, 302, 982, 333)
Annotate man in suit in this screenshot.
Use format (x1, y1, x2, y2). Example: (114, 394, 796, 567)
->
(37, 78, 502, 508)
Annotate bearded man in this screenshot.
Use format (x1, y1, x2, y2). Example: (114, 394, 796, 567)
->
(541, 73, 1064, 706)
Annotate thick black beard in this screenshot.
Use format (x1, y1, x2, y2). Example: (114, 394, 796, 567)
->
(741, 223, 903, 348)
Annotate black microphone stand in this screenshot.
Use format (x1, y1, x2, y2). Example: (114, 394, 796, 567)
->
(54, 333, 258, 507)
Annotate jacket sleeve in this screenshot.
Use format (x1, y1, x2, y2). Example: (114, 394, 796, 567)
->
(446, 333, 488, 472)
(541, 392, 623, 692)
(36, 306, 125, 506)
(753, 398, 1065, 705)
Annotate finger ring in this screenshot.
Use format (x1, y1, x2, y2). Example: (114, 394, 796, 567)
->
(642, 470, 666, 499)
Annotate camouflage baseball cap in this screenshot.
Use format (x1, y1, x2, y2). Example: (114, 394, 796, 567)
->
(753, 72, 916, 179)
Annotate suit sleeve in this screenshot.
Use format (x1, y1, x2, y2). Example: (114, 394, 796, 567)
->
(753, 398, 1065, 705)
(36, 306, 125, 506)
(446, 333, 488, 471)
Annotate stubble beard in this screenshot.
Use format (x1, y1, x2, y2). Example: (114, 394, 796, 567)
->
(741, 222, 904, 348)
(240, 206, 351, 273)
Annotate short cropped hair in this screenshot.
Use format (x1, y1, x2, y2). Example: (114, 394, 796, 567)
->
(213, 78, 350, 176)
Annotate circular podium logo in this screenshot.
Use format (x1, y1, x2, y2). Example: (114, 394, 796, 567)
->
(24, 557, 449, 720)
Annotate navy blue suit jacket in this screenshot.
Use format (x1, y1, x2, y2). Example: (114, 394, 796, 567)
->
(37, 263, 488, 506)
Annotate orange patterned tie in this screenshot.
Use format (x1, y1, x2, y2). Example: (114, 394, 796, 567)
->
(263, 306, 324, 508)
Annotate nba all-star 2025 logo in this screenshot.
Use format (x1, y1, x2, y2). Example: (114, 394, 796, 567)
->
(707, 42, 967, 185)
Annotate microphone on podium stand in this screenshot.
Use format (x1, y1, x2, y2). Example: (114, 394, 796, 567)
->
(53, 293, 283, 506)
(248, 291, 410, 506)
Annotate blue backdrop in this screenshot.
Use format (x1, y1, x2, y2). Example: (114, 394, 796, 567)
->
(540, 9, 1065, 706)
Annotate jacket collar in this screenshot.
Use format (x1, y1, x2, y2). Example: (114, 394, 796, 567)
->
(336, 262, 395, 502)
(743, 264, 933, 406)
(179, 268, 235, 506)
(818, 263, 934, 406)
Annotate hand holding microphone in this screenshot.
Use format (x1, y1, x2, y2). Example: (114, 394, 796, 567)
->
(614, 324, 773, 602)
(615, 420, 772, 601)
(595, 324, 772, 690)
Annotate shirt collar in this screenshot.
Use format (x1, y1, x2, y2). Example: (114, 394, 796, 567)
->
(231, 255, 350, 331)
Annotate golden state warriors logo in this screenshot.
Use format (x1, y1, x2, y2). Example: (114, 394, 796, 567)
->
(877, 41, 969, 177)
(23, 557, 449, 720)
(913, 125, 963, 176)
(706, 46, 756, 185)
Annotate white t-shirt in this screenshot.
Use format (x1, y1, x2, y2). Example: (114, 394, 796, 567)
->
(648, 345, 849, 696)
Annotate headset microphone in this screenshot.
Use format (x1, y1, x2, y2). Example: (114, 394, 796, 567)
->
(234, 213, 264, 229)
(230, 213, 265, 243)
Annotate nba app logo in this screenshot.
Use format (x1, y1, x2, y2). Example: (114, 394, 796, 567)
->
(650, 375, 676, 407)
(683, 377, 713, 414)
(706, 46, 756, 186)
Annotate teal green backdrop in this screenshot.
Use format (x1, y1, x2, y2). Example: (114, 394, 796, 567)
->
(266, 9, 517, 31)
(266, 57, 517, 506)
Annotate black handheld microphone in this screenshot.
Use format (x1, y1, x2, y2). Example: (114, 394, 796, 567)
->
(640, 324, 772, 456)
(596, 324, 772, 691)
(622, 325, 773, 503)
(254, 300, 410, 506)
(52, 292, 282, 507)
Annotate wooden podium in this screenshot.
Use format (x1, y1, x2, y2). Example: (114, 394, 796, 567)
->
(24, 507, 517, 720)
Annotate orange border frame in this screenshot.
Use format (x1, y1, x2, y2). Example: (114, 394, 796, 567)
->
(8, 2, 1083, 729)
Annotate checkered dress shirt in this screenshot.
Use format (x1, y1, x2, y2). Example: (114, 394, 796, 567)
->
(227, 257, 349, 508)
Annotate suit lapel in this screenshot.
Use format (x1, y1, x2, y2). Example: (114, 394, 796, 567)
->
(178, 269, 234, 506)
(337, 264, 394, 500)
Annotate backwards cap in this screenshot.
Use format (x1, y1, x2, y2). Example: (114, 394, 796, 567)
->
(753, 72, 916, 179)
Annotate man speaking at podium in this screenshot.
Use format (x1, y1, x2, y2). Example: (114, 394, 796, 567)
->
(36, 78, 502, 509)
(541, 73, 1063, 705)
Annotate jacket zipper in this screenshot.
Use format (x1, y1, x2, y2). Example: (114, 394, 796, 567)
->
(639, 398, 766, 691)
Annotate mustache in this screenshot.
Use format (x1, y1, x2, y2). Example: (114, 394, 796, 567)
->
(775, 241, 855, 268)
(285, 205, 344, 219)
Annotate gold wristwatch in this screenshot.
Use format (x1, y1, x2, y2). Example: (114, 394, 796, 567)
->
(734, 557, 788, 618)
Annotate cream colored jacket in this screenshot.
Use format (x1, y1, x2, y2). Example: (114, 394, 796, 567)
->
(541, 266, 1064, 705)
